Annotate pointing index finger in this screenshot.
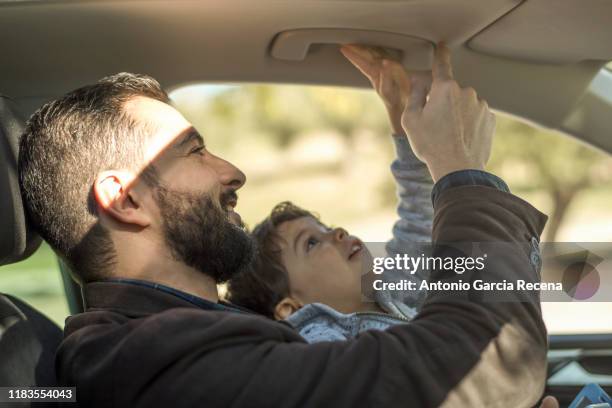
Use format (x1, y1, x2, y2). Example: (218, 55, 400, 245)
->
(340, 44, 378, 78)
(432, 42, 453, 82)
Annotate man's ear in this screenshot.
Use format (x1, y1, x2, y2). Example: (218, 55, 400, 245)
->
(93, 170, 151, 228)
(274, 297, 303, 321)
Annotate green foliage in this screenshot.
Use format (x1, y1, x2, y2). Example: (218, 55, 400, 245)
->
(488, 115, 612, 240)
(489, 116, 610, 191)
(0, 242, 68, 327)
(306, 87, 389, 139)
(174, 84, 389, 149)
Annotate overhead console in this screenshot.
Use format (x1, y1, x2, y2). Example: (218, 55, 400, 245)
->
(263, 0, 523, 72)
(270, 29, 433, 71)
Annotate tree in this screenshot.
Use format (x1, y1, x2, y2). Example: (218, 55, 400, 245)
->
(488, 116, 612, 241)
(307, 87, 389, 143)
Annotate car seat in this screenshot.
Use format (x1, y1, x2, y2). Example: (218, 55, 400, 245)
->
(0, 94, 63, 391)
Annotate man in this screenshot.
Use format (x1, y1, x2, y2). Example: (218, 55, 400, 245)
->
(19, 44, 549, 407)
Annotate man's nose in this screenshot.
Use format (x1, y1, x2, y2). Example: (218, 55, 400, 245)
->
(210, 153, 246, 190)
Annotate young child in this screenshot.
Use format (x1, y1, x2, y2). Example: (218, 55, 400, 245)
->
(227, 45, 434, 342)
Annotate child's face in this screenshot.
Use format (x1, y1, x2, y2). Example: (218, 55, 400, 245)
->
(275, 216, 374, 314)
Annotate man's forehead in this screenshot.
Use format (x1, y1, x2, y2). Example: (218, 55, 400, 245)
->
(124, 96, 194, 163)
(124, 96, 188, 129)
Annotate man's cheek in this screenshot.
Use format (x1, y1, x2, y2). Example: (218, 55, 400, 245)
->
(175, 167, 218, 192)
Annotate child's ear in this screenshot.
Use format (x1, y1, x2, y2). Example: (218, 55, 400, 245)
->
(274, 297, 303, 321)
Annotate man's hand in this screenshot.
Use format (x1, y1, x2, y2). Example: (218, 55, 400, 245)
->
(340, 44, 421, 135)
(401, 43, 496, 182)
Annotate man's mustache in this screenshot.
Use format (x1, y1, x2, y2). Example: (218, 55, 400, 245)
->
(219, 190, 248, 230)
(219, 190, 238, 209)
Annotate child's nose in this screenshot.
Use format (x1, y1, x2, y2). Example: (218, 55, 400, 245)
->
(333, 228, 348, 242)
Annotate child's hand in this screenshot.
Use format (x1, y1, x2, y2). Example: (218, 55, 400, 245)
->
(340, 44, 428, 136)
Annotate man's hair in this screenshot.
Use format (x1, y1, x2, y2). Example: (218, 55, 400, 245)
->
(227, 201, 318, 318)
(18, 73, 169, 283)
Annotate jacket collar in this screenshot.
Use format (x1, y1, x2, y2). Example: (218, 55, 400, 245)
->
(83, 279, 244, 317)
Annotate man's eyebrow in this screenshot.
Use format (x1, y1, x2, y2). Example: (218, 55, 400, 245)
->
(172, 128, 204, 150)
(293, 229, 308, 255)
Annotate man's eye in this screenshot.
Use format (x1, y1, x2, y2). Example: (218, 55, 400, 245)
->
(306, 237, 319, 252)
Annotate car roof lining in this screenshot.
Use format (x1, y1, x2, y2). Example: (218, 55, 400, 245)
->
(0, 0, 609, 152)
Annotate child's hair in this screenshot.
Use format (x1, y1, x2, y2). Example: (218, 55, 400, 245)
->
(227, 201, 319, 318)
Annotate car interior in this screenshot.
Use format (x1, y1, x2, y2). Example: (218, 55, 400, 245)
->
(0, 1, 611, 406)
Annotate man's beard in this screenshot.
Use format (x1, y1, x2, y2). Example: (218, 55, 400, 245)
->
(154, 185, 254, 284)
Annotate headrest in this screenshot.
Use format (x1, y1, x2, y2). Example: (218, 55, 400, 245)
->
(0, 95, 41, 266)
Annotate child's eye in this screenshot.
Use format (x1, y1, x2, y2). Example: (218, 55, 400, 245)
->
(191, 145, 205, 155)
(306, 237, 319, 252)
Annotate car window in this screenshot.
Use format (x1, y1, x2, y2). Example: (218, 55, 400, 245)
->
(487, 116, 612, 334)
(2, 83, 608, 333)
(171, 83, 612, 335)
(0, 242, 68, 327)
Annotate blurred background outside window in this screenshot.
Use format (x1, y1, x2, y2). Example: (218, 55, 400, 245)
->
(2, 83, 611, 333)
